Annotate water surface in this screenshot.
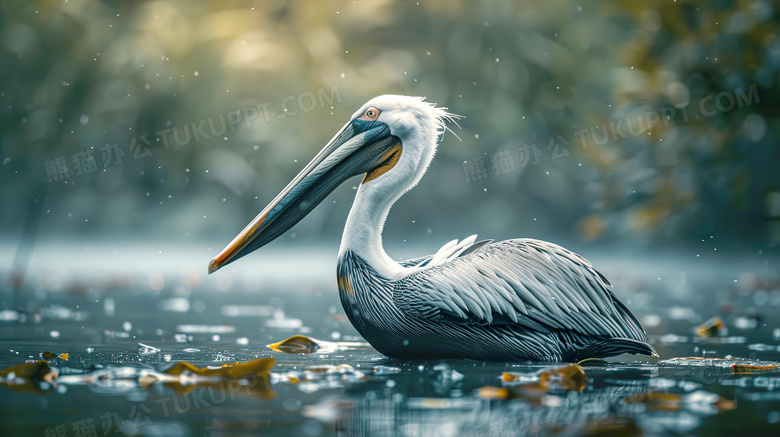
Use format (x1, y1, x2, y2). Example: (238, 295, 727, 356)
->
(1, 243, 779, 436)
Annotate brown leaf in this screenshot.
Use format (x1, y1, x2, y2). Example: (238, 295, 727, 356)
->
(0, 360, 56, 380)
(493, 364, 588, 403)
(0, 360, 59, 394)
(731, 364, 777, 374)
(267, 335, 320, 354)
(540, 363, 588, 392)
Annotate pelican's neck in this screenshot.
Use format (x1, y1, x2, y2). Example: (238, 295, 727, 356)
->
(338, 181, 406, 279)
(338, 100, 445, 278)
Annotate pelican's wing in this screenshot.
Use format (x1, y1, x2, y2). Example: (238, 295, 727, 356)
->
(394, 239, 646, 341)
(404, 235, 494, 269)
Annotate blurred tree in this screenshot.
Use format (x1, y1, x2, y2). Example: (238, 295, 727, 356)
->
(0, 0, 777, 259)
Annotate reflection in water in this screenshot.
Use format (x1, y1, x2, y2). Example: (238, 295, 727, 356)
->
(334, 368, 647, 437)
(7, 353, 770, 436)
(1, 248, 779, 436)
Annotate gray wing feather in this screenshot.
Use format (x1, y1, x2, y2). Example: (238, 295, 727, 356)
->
(394, 239, 646, 341)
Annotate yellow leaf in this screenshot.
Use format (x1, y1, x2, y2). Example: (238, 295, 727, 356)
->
(696, 316, 724, 337)
(157, 358, 276, 399)
(163, 357, 275, 378)
(41, 352, 69, 361)
(267, 335, 320, 354)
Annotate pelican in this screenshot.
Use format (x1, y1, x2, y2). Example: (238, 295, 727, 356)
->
(208, 95, 657, 361)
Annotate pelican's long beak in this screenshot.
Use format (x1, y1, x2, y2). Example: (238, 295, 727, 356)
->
(208, 119, 401, 274)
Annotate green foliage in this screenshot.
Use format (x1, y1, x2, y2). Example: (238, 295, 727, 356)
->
(0, 1, 777, 246)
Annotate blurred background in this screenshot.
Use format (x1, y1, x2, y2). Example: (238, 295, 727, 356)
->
(0, 0, 779, 282)
(2, 2, 780, 435)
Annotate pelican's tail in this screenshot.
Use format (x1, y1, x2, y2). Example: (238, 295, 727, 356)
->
(563, 338, 658, 362)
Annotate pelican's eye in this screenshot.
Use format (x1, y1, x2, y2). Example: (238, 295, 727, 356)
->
(359, 107, 380, 121)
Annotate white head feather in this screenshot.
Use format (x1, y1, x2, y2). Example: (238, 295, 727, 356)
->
(339, 95, 459, 278)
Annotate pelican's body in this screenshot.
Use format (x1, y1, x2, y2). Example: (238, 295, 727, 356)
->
(210, 95, 656, 361)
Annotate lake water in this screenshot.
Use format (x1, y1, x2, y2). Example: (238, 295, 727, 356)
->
(1, 242, 779, 436)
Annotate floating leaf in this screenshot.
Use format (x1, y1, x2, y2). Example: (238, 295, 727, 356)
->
(0, 360, 58, 394)
(731, 363, 777, 374)
(267, 335, 320, 354)
(371, 365, 401, 376)
(477, 386, 510, 399)
(697, 316, 725, 337)
(163, 357, 275, 378)
(491, 364, 588, 402)
(41, 352, 69, 361)
(145, 358, 277, 399)
(539, 363, 588, 392)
